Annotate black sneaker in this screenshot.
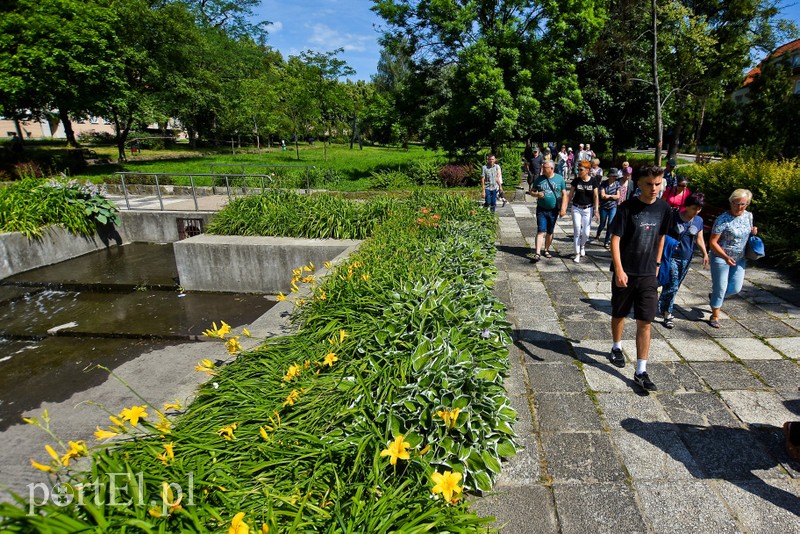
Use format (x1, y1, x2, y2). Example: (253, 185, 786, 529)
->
(634, 372, 657, 391)
(609, 348, 625, 368)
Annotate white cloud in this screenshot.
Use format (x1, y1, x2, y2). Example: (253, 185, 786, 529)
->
(265, 21, 283, 33)
(306, 23, 373, 53)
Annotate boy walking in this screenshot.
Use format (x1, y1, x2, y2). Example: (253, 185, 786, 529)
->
(608, 166, 672, 391)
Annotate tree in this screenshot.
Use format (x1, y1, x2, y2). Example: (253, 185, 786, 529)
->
(278, 57, 319, 160)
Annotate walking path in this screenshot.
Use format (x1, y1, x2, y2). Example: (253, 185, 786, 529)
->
(473, 191, 800, 532)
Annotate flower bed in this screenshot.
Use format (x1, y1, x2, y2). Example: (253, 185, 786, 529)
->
(1, 192, 517, 532)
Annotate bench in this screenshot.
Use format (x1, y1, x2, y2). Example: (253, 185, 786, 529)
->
(700, 204, 726, 236)
(695, 153, 713, 165)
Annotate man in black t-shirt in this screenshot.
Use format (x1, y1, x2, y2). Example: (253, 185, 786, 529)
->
(607, 166, 672, 391)
(527, 147, 544, 192)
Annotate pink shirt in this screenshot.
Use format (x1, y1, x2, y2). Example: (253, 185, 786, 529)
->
(664, 186, 691, 208)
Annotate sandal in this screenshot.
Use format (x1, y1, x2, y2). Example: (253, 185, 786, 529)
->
(542, 251, 552, 258)
(527, 252, 540, 263)
(708, 319, 721, 329)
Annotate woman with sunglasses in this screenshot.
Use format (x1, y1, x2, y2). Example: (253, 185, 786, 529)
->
(657, 193, 709, 328)
(707, 189, 758, 328)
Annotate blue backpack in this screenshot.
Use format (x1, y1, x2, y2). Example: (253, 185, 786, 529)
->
(657, 235, 680, 287)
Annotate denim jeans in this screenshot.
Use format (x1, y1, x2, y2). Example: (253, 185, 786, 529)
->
(710, 254, 746, 309)
(596, 206, 617, 244)
(484, 188, 498, 212)
(571, 205, 592, 254)
(658, 257, 691, 315)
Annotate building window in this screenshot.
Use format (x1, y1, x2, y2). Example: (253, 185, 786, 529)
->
(792, 54, 800, 69)
(90, 116, 99, 124)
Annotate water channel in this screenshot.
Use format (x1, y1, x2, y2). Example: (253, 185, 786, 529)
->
(0, 243, 276, 431)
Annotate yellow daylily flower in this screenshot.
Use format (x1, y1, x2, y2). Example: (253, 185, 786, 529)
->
(419, 444, 431, 456)
(292, 267, 303, 277)
(360, 273, 370, 282)
(283, 389, 300, 407)
(283, 363, 301, 382)
(22, 417, 36, 425)
(260, 524, 270, 534)
(259, 426, 270, 441)
(31, 459, 55, 472)
(120, 405, 149, 427)
(339, 329, 348, 344)
(290, 280, 299, 293)
(431, 470, 463, 504)
(163, 400, 182, 412)
(60, 440, 88, 466)
(217, 423, 237, 441)
(323, 352, 338, 367)
(202, 322, 226, 339)
(317, 289, 327, 300)
(242, 328, 252, 338)
(305, 261, 315, 272)
(229, 511, 249, 534)
(109, 415, 126, 429)
(436, 407, 461, 429)
(157, 442, 175, 465)
(323, 261, 333, 269)
(94, 427, 119, 441)
(45, 444, 60, 462)
(155, 418, 172, 434)
(276, 292, 287, 301)
(301, 275, 315, 284)
(380, 435, 411, 466)
(219, 321, 232, 337)
(225, 336, 242, 355)
(160, 481, 183, 515)
(195, 359, 216, 376)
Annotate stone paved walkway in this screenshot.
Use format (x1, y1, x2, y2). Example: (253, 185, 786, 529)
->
(473, 193, 800, 532)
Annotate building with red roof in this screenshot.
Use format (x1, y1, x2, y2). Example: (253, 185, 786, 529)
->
(732, 38, 800, 103)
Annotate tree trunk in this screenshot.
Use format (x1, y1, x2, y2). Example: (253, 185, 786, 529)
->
(652, 0, 663, 166)
(112, 110, 131, 162)
(294, 126, 300, 160)
(13, 115, 24, 141)
(188, 129, 197, 149)
(668, 119, 683, 160)
(58, 108, 78, 147)
(693, 97, 707, 152)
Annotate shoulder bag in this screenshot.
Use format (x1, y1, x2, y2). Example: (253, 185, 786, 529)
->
(745, 212, 765, 260)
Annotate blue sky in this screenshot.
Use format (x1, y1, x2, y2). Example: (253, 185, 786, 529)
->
(254, 1, 800, 82)
(254, 0, 383, 81)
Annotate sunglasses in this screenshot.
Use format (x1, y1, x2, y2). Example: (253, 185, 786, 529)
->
(731, 201, 747, 206)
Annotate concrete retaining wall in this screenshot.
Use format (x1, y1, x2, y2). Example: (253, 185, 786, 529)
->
(0, 225, 126, 281)
(173, 235, 361, 293)
(120, 210, 216, 243)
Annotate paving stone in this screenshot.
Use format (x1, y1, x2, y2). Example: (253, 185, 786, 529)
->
(640, 338, 683, 362)
(525, 362, 585, 392)
(723, 300, 769, 319)
(689, 361, 766, 390)
(514, 337, 575, 363)
(669, 338, 733, 361)
(658, 392, 743, 428)
(494, 434, 541, 487)
(471, 485, 559, 534)
(542, 433, 626, 483)
(746, 359, 800, 391)
(562, 320, 612, 340)
(715, 337, 784, 360)
(678, 425, 787, 480)
(582, 362, 633, 392)
(613, 427, 704, 481)
(552, 483, 647, 534)
(720, 390, 797, 428)
(755, 301, 800, 319)
(503, 346, 528, 397)
(535, 392, 603, 432)
(597, 392, 672, 430)
(765, 337, 800, 359)
(748, 424, 800, 479)
(635, 481, 740, 534)
(706, 319, 757, 339)
(646, 361, 707, 392)
(653, 320, 710, 339)
(741, 318, 799, 338)
(716, 479, 800, 534)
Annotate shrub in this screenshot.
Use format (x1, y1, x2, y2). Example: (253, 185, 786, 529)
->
(76, 131, 115, 145)
(369, 168, 412, 190)
(409, 159, 443, 186)
(438, 163, 472, 187)
(681, 155, 800, 272)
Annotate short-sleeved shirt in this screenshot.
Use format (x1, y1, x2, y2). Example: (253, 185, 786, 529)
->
(712, 211, 752, 261)
(482, 164, 501, 191)
(663, 186, 691, 209)
(599, 179, 621, 210)
(529, 154, 544, 177)
(670, 212, 703, 260)
(534, 174, 566, 211)
(664, 170, 677, 189)
(610, 197, 672, 275)
(571, 177, 598, 207)
(617, 180, 630, 205)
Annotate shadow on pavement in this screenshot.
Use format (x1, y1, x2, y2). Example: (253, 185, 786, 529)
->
(621, 419, 800, 517)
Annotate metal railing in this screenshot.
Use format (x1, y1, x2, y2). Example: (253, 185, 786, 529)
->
(209, 164, 316, 192)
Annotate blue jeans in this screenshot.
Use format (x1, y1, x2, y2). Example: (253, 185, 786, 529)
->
(596, 206, 617, 244)
(484, 188, 498, 212)
(710, 254, 746, 309)
(658, 257, 691, 315)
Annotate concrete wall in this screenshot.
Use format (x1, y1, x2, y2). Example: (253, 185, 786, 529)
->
(173, 235, 362, 293)
(120, 210, 216, 243)
(0, 225, 126, 280)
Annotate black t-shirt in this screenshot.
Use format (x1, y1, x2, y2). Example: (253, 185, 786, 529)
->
(529, 154, 544, 176)
(571, 177, 597, 207)
(609, 197, 672, 276)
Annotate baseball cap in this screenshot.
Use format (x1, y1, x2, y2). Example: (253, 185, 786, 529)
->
(667, 158, 677, 167)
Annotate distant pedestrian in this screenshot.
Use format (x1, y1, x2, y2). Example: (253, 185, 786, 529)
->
(662, 158, 677, 196)
(567, 160, 600, 263)
(590, 158, 603, 185)
(663, 175, 691, 209)
(481, 153, 501, 213)
(557, 145, 569, 175)
(528, 159, 567, 262)
(596, 168, 621, 248)
(708, 189, 757, 328)
(657, 193, 709, 328)
(608, 165, 672, 391)
(528, 147, 544, 192)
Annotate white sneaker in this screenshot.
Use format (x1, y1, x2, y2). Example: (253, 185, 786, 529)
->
(580, 247, 586, 256)
(573, 255, 581, 263)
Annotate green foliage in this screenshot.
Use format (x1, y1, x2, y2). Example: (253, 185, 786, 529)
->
(0, 178, 120, 238)
(409, 159, 444, 186)
(0, 193, 514, 532)
(370, 168, 413, 190)
(681, 155, 800, 271)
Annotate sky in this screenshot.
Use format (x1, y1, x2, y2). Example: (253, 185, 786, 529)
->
(253, 1, 800, 82)
(254, 0, 383, 81)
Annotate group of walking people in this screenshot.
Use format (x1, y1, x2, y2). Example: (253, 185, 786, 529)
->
(482, 148, 759, 391)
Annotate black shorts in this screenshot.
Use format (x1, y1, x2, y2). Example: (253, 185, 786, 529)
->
(611, 274, 658, 321)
